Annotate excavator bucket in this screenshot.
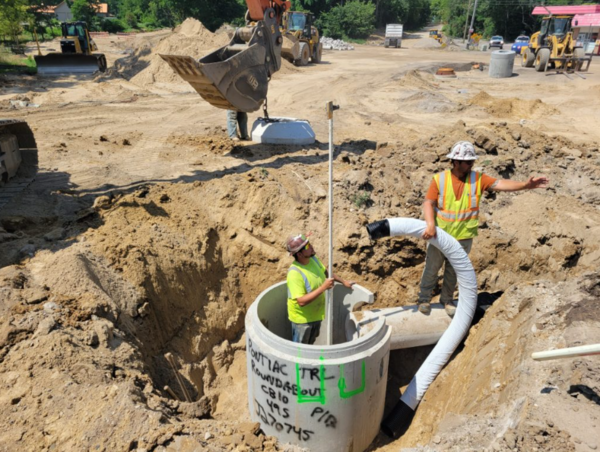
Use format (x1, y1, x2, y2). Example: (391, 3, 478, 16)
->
(35, 53, 107, 75)
(160, 8, 282, 113)
(0, 119, 38, 186)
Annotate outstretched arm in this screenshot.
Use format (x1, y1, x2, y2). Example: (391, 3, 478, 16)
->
(422, 199, 437, 239)
(492, 176, 549, 192)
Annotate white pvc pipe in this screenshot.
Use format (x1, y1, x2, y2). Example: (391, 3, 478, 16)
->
(532, 344, 600, 361)
(385, 218, 478, 410)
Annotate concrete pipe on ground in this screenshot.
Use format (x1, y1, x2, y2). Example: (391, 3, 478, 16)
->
(489, 50, 516, 78)
(346, 304, 452, 350)
(246, 282, 390, 452)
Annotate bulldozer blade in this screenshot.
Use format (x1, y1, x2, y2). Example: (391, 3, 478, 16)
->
(281, 35, 300, 63)
(35, 53, 106, 75)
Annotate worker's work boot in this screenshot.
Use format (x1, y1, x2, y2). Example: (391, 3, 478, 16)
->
(443, 301, 456, 318)
(417, 301, 431, 315)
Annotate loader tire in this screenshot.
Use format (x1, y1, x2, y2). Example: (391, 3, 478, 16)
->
(573, 47, 585, 71)
(295, 42, 310, 66)
(535, 48, 550, 72)
(522, 47, 535, 67)
(311, 42, 322, 63)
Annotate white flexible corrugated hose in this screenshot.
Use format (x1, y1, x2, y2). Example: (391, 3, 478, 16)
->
(367, 218, 477, 438)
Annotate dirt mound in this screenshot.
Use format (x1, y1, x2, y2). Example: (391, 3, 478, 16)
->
(468, 90, 559, 118)
(395, 70, 437, 90)
(108, 18, 230, 88)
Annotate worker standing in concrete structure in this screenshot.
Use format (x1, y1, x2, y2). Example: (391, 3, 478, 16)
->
(418, 141, 549, 317)
(286, 233, 355, 344)
(226, 110, 250, 141)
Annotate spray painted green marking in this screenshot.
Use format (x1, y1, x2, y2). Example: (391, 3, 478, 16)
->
(338, 361, 366, 399)
(296, 356, 326, 404)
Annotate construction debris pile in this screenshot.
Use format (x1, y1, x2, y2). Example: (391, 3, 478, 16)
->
(321, 37, 355, 50)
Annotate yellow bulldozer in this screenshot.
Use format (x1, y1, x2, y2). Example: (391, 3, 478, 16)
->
(35, 21, 107, 75)
(281, 11, 322, 66)
(522, 14, 586, 72)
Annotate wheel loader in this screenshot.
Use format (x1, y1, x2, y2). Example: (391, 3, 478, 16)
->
(0, 120, 38, 196)
(521, 14, 586, 72)
(159, 0, 291, 113)
(280, 11, 322, 66)
(34, 22, 107, 75)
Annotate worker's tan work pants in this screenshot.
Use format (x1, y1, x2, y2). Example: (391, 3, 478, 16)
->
(417, 238, 473, 305)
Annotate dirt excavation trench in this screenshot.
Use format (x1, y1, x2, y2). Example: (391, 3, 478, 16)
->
(2, 20, 600, 452)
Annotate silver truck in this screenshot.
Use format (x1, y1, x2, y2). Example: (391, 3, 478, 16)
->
(384, 24, 403, 48)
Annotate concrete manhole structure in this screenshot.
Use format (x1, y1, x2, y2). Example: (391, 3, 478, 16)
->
(245, 218, 478, 450)
(251, 117, 316, 145)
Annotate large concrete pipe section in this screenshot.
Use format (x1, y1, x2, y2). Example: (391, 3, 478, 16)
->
(366, 218, 477, 438)
(346, 304, 452, 349)
(488, 50, 516, 78)
(246, 281, 391, 452)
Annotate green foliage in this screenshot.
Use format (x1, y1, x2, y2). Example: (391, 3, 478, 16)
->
(434, 0, 590, 40)
(71, 0, 99, 28)
(375, 0, 430, 29)
(318, 0, 375, 40)
(0, 0, 29, 44)
(351, 190, 372, 209)
(101, 18, 127, 33)
(0, 46, 36, 74)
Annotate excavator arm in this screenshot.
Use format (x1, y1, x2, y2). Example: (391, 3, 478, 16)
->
(160, 0, 290, 113)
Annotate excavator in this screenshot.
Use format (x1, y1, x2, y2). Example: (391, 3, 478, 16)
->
(35, 22, 107, 75)
(160, 0, 291, 113)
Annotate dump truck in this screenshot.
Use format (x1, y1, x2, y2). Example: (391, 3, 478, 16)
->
(35, 22, 107, 75)
(160, 0, 291, 113)
(280, 11, 322, 66)
(384, 24, 403, 48)
(522, 8, 587, 72)
(0, 120, 38, 202)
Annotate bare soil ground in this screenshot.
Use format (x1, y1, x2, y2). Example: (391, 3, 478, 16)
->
(1, 20, 600, 452)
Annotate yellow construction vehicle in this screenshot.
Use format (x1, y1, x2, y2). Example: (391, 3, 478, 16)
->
(35, 22, 107, 75)
(0, 120, 37, 209)
(522, 14, 586, 72)
(281, 11, 322, 66)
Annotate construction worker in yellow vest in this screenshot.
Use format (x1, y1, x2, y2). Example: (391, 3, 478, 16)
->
(418, 141, 549, 317)
(286, 233, 355, 344)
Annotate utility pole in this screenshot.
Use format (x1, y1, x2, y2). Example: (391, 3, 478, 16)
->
(468, 0, 480, 39)
(463, 0, 473, 41)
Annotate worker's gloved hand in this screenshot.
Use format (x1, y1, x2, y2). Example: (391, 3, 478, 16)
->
(366, 220, 390, 240)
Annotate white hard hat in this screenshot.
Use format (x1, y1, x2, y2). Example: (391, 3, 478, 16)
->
(446, 141, 478, 160)
(286, 233, 310, 255)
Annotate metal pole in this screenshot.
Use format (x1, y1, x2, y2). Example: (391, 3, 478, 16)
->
(468, 0, 480, 39)
(325, 101, 338, 346)
(463, 0, 473, 42)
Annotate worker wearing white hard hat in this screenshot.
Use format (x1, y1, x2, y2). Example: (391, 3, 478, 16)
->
(417, 141, 549, 317)
(285, 233, 355, 344)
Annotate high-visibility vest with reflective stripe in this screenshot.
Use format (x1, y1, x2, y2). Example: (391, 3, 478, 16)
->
(434, 170, 482, 240)
(287, 256, 326, 324)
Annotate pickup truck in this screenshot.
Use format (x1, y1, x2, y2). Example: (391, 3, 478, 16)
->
(385, 24, 403, 48)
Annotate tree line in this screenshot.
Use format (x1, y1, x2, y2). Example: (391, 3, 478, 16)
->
(431, 0, 592, 41)
(1, 0, 592, 47)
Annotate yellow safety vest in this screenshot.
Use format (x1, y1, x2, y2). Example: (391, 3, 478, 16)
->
(434, 170, 482, 240)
